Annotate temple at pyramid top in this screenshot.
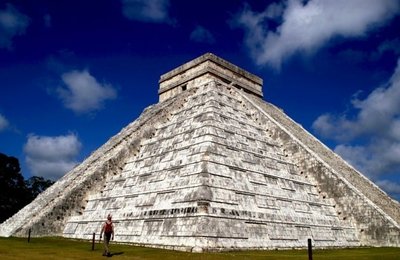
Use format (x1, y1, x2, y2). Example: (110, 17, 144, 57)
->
(158, 53, 263, 102)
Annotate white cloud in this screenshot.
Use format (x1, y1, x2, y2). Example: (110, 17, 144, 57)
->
(312, 58, 400, 195)
(371, 38, 400, 61)
(190, 25, 215, 44)
(334, 141, 400, 180)
(314, 58, 400, 142)
(122, 0, 173, 24)
(0, 3, 30, 49)
(312, 114, 357, 142)
(24, 134, 82, 180)
(234, 0, 400, 68)
(376, 180, 400, 197)
(0, 113, 9, 131)
(57, 70, 117, 114)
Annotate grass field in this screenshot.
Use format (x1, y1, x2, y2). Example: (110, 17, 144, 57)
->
(0, 237, 399, 259)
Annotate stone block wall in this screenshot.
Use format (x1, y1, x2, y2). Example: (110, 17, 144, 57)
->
(63, 80, 361, 251)
(0, 87, 197, 238)
(243, 90, 400, 246)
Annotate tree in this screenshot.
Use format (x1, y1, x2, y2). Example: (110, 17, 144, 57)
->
(0, 153, 54, 223)
(25, 176, 54, 200)
(0, 153, 30, 222)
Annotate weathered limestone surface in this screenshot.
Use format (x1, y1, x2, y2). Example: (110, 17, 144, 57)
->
(158, 53, 263, 102)
(241, 94, 400, 246)
(1, 53, 399, 251)
(0, 89, 193, 238)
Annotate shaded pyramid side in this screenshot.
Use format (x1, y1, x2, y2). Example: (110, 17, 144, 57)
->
(241, 90, 400, 246)
(0, 88, 195, 237)
(62, 79, 361, 251)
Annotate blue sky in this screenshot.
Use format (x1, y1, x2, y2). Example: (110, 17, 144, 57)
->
(1, 0, 400, 200)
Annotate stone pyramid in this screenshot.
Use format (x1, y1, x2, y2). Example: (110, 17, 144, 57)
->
(1, 53, 399, 252)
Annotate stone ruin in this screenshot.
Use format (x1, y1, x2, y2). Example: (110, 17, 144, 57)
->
(1, 53, 399, 252)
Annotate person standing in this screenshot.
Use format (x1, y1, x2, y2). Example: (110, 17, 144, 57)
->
(100, 214, 114, 256)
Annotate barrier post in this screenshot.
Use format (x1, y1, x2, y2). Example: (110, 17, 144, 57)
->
(92, 232, 96, 251)
(27, 229, 31, 243)
(308, 238, 313, 260)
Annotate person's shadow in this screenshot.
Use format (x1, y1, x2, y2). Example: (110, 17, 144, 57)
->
(107, 252, 124, 257)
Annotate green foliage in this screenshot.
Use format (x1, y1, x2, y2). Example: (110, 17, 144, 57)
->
(25, 176, 54, 199)
(0, 153, 30, 223)
(0, 237, 399, 260)
(0, 153, 54, 223)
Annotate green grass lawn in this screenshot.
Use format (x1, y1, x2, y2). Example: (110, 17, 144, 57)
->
(0, 237, 399, 259)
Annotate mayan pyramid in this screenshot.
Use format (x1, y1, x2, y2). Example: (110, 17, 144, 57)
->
(1, 53, 399, 252)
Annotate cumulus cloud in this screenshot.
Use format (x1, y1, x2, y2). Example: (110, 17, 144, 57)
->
(0, 3, 30, 49)
(122, 0, 173, 24)
(234, 0, 400, 69)
(314, 58, 400, 142)
(376, 180, 400, 197)
(57, 70, 117, 114)
(24, 134, 82, 180)
(190, 25, 215, 44)
(0, 113, 9, 131)
(312, 58, 400, 194)
(334, 141, 400, 180)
